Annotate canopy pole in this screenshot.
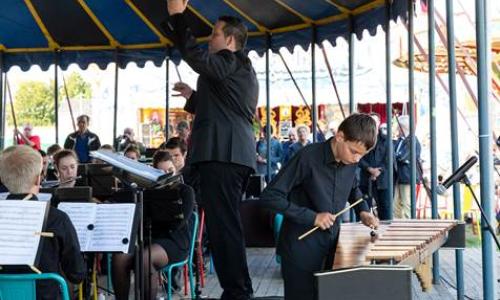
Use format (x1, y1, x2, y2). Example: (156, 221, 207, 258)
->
(54, 53, 59, 144)
(320, 43, 346, 119)
(277, 52, 324, 137)
(348, 18, 356, 222)
(348, 22, 355, 114)
(61, 73, 77, 132)
(408, 0, 417, 219)
(311, 26, 317, 142)
(265, 34, 272, 182)
(112, 50, 119, 147)
(0, 51, 4, 150)
(445, 0, 464, 296)
(475, 0, 497, 299)
(165, 49, 170, 141)
(385, 0, 394, 220)
(427, 0, 440, 284)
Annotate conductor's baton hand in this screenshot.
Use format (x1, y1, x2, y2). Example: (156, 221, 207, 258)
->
(172, 82, 193, 99)
(167, 0, 188, 15)
(314, 212, 336, 230)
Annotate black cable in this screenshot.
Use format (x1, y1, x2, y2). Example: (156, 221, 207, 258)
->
(96, 285, 115, 295)
(438, 276, 478, 300)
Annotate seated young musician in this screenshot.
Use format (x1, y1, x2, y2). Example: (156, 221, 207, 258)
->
(260, 114, 379, 300)
(53, 149, 80, 188)
(112, 150, 195, 300)
(0, 145, 85, 299)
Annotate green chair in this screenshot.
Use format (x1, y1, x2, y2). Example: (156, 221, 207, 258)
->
(161, 211, 199, 300)
(0, 273, 70, 300)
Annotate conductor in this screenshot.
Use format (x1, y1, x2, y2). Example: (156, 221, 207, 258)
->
(164, 1, 259, 299)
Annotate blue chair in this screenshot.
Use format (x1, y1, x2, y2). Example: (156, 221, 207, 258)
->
(161, 211, 199, 300)
(273, 213, 283, 264)
(0, 273, 70, 300)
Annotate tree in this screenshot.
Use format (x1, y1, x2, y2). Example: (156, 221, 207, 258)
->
(8, 81, 55, 126)
(60, 72, 92, 100)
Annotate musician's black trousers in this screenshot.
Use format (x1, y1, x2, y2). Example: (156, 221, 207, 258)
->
(197, 162, 253, 300)
(281, 230, 339, 300)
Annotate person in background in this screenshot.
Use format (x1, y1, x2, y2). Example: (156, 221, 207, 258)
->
(281, 127, 297, 166)
(324, 120, 338, 140)
(46, 144, 62, 181)
(39, 149, 49, 181)
(394, 115, 422, 219)
(163, 137, 188, 175)
(116, 127, 145, 154)
(358, 113, 392, 220)
(64, 115, 101, 163)
(123, 145, 141, 161)
(256, 126, 283, 181)
(287, 125, 311, 161)
(0, 145, 85, 299)
(176, 120, 191, 143)
(15, 123, 41, 150)
(153, 150, 176, 174)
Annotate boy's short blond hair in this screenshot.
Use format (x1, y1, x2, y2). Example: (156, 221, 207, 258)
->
(0, 145, 42, 194)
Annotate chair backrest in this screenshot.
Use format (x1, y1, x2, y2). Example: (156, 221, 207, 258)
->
(0, 273, 70, 300)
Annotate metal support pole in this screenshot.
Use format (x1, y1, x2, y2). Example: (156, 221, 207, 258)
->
(54, 54, 59, 144)
(427, 0, 440, 284)
(408, 0, 417, 219)
(266, 35, 272, 182)
(165, 50, 170, 141)
(0, 52, 4, 150)
(311, 26, 318, 142)
(475, 0, 497, 298)
(113, 51, 119, 147)
(446, 0, 464, 296)
(385, 0, 394, 220)
(348, 27, 355, 114)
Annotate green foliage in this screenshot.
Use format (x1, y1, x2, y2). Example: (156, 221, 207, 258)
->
(60, 72, 92, 100)
(7, 81, 55, 126)
(6, 73, 92, 127)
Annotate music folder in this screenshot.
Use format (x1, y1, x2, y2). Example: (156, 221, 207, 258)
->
(0, 200, 50, 270)
(58, 202, 139, 253)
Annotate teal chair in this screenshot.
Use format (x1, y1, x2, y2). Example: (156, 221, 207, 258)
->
(0, 273, 70, 300)
(161, 211, 198, 300)
(273, 213, 284, 264)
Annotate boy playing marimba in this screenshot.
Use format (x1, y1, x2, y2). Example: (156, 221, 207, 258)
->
(260, 113, 379, 300)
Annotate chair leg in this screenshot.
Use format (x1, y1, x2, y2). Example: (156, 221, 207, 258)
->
(184, 265, 188, 296)
(197, 209, 206, 287)
(167, 268, 173, 300)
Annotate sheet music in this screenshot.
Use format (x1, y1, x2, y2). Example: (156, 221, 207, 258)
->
(86, 204, 136, 253)
(57, 203, 97, 250)
(90, 150, 166, 181)
(0, 200, 48, 266)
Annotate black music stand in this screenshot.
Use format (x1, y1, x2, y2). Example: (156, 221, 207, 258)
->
(86, 163, 115, 199)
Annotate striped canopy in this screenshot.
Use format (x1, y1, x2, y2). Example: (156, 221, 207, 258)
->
(0, 0, 408, 71)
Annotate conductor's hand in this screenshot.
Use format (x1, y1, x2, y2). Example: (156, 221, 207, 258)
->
(314, 212, 336, 230)
(172, 82, 193, 99)
(167, 0, 188, 15)
(360, 211, 379, 229)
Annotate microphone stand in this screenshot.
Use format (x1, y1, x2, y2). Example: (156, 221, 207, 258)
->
(462, 175, 500, 250)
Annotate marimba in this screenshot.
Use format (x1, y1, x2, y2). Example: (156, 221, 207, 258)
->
(315, 219, 465, 300)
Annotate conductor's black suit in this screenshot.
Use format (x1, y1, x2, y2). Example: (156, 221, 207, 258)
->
(164, 13, 258, 300)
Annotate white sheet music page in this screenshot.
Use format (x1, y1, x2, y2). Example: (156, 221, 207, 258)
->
(57, 202, 97, 251)
(0, 200, 48, 265)
(86, 204, 136, 253)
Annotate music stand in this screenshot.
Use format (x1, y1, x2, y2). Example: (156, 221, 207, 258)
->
(52, 186, 92, 207)
(89, 150, 176, 300)
(86, 163, 115, 199)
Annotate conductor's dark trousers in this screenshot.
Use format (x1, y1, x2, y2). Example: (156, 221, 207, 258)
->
(197, 161, 253, 300)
